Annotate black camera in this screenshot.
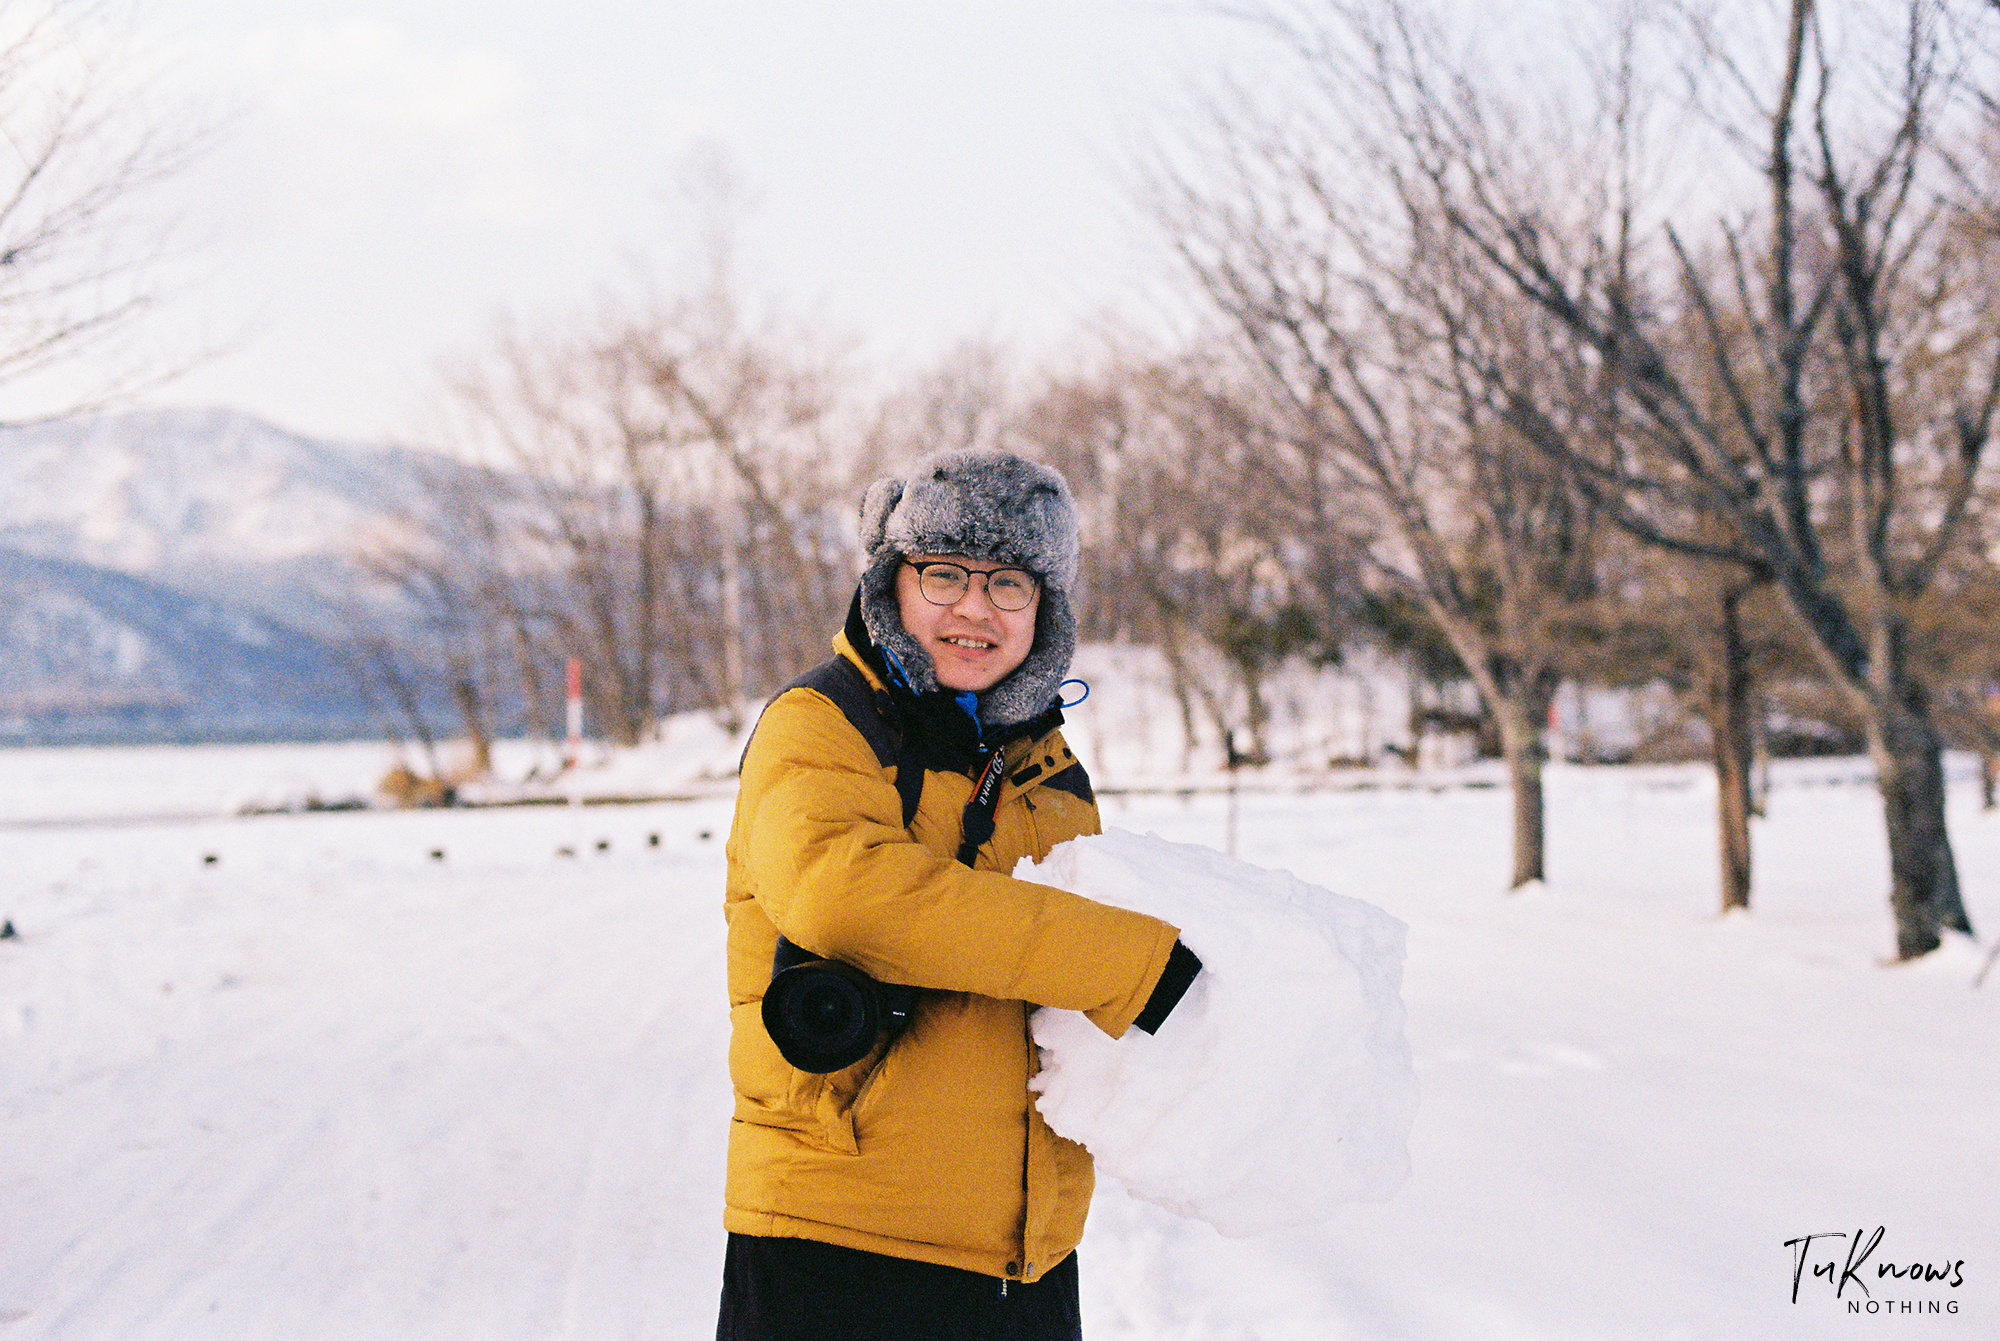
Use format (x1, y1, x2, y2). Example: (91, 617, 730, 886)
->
(763, 936, 918, 1073)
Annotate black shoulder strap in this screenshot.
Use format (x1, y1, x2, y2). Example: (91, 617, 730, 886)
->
(768, 657, 924, 827)
(893, 727, 924, 829)
(954, 748, 1009, 868)
(755, 654, 1039, 854)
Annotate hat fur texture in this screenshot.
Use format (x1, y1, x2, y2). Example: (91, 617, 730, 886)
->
(858, 448, 1080, 729)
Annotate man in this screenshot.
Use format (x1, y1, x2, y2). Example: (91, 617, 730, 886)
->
(717, 449, 1201, 1340)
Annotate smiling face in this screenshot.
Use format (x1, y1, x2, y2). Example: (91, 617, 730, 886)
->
(894, 554, 1041, 693)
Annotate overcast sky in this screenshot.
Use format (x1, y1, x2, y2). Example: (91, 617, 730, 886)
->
(61, 1, 1247, 444)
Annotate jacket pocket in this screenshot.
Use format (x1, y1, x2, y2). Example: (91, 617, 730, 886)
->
(729, 998, 887, 1155)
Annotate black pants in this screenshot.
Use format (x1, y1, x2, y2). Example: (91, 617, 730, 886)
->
(716, 1233, 1082, 1341)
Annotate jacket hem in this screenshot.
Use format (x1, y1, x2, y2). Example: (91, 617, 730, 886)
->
(723, 1207, 1061, 1284)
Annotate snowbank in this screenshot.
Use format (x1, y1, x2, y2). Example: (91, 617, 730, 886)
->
(1020, 829, 1417, 1236)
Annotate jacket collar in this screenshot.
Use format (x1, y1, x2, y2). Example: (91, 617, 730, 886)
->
(837, 592, 1063, 771)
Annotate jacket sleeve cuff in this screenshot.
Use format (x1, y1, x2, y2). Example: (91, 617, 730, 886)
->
(1131, 939, 1202, 1035)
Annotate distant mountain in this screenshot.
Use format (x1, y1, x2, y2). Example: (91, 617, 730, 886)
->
(0, 548, 375, 742)
(0, 407, 453, 617)
(0, 408, 462, 744)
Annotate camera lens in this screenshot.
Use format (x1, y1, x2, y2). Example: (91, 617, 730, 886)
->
(764, 959, 883, 1073)
(795, 978, 863, 1038)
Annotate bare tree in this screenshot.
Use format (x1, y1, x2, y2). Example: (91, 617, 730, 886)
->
(357, 511, 512, 777)
(1147, 76, 1612, 887)
(401, 265, 850, 748)
(608, 283, 850, 720)
(863, 337, 1021, 466)
(0, 2, 209, 416)
(1560, 526, 1804, 909)
(1248, 0, 1994, 955)
(1024, 353, 1354, 771)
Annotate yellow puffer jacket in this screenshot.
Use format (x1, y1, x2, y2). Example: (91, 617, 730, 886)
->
(722, 632, 1182, 1284)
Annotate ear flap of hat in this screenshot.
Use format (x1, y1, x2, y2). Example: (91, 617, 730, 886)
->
(859, 478, 905, 554)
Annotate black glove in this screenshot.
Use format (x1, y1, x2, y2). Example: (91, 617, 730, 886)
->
(1132, 939, 1202, 1035)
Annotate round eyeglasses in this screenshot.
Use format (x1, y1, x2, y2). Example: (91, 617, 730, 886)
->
(905, 560, 1040, 611)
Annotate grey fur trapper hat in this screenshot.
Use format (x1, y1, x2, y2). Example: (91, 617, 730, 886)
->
(857, 447, 1080, 729)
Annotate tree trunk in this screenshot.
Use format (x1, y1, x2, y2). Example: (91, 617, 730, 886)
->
(1493, 694, 1549, 889)
(717, 487, 747, 734)
(369, 645, 441, 779)
(1749, 701, 1771, 819)
(1704, 720, 1752, 920)
(450, 674, 493, 777)
(1867, 695, 1976, 960)
(1708, 585, 1755, 912)
(1239, 662, 1271, 764)
(1153, 621, 1205, 773)
(505, 613, 555, 751)
(632, 490, 662, 741)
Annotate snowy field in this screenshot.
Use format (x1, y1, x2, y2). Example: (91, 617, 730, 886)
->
(3, 738, 1996, 1340)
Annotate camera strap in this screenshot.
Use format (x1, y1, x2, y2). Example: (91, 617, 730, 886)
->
(954, 747, 1010, 868)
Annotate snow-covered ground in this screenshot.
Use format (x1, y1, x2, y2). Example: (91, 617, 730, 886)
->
(3, 737, 1995, 1339)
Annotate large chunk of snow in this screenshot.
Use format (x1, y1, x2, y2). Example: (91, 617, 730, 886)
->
(1020, 828, 1417, 1237)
